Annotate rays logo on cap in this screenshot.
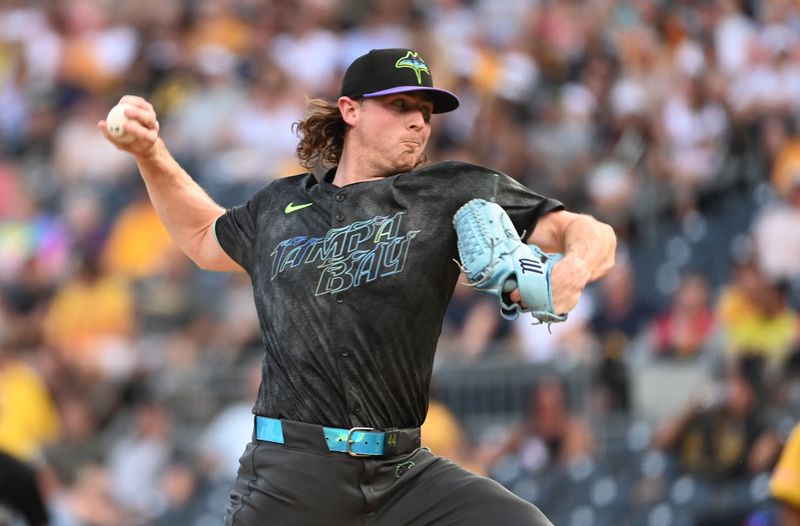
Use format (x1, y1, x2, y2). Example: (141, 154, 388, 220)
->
(395, 51, 430, 85)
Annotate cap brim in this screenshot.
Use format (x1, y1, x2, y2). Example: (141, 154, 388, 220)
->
(362, 86, 460, 114)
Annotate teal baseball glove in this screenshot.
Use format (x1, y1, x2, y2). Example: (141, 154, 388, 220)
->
(453, 199, 567, 324)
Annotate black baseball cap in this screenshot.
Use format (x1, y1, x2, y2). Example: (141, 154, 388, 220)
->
(340, 48, 460, 114)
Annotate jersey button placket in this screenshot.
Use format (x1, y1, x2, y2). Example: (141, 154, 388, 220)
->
(332, 191, 345, 223)
(330, 193, 351, 412)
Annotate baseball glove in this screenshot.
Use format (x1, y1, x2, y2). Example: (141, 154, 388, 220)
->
(453, 199, 567, 324)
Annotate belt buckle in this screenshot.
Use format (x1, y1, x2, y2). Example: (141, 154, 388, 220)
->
(346, 427, 376, 457)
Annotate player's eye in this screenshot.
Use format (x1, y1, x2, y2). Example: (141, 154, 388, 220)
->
(388, 98, 432, 122)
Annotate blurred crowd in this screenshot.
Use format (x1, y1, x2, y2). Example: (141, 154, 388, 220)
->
(1, 0, 800, 525)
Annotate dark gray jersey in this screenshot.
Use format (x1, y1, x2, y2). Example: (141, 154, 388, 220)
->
(215, 160, 563, 429)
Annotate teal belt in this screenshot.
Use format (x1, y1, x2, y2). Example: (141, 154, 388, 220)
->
(255, 416, 396, 457)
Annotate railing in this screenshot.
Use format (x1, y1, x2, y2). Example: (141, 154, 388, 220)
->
(431, 357, 592, 440)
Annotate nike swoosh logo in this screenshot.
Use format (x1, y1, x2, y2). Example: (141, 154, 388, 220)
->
(285, 202, 313, 214)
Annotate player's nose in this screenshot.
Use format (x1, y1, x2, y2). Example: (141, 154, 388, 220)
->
(408, 111, 425, 130)
(408, 104, 430, 128)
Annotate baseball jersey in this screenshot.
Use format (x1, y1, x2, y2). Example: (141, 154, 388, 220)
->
(215, 160, 563, 429)
(771, 423, 800, 509)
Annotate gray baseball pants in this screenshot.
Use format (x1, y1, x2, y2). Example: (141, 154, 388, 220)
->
(223, 419, 553, 526)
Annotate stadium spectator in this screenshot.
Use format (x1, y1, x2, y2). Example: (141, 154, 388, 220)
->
(653, 365, 780, 482)
(101, 191, 177, 279)
(46, 461, 126, 526)
(771, 422, 800, 526)
(717, 260, 799, 370)
(647, 272, 716, 360)
(483, 374, 595, 472)
(752, 177, 800, 285)
(0, 334, 60, 463)
(590, 253, 655, 345)
(106, 398, 173, 521)
(43, 251, 136, 381)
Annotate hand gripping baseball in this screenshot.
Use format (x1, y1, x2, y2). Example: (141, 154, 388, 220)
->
(98, 95, 161, 155)
(453, 199, 567, 324)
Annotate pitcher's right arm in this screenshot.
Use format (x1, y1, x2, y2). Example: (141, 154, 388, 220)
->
(98, 95, 241, 272)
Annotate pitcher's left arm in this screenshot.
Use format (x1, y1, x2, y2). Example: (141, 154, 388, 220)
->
(524, 210, 616, 314)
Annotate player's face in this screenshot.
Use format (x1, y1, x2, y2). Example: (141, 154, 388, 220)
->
(353, 93, 433, 175)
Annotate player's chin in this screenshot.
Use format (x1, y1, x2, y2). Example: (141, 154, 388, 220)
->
(397, 151, 424, 172)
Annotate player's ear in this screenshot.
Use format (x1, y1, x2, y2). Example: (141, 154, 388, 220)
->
(338, 96, 360, 126)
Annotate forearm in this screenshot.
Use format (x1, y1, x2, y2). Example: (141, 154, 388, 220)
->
(99, 96, 240, 271)
(522, 210, 616, 314)
(135, 139, 228, 269)
(559, 215, 616, 282)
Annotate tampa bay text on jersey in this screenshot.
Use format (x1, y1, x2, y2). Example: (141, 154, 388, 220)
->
(270, 212, 421, 295)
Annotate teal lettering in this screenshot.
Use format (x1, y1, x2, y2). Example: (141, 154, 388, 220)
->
(271, 236, 307, 279)
(316, 259, 353, 295)
(381, 231, 418, 276)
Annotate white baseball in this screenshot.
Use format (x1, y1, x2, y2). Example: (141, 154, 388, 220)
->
(106, 103, 135, 143)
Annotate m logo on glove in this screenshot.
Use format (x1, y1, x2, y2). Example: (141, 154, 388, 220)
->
(519, 258, 544, 275)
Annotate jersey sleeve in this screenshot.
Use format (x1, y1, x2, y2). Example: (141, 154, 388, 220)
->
(771, 423, 800, 509)
(491, 170, 564, 237)
(428, 161, 564, 236)
(214, 187, 271, 275)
